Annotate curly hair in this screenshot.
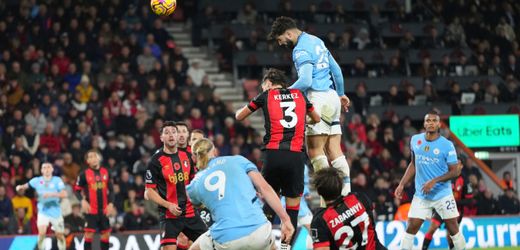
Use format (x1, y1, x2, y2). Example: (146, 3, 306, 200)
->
(267, 16, 297, 40)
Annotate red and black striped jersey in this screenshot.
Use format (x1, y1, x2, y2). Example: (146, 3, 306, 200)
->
(145, 148, 197, 219)
(75, 167, 114, 215)
(452, 176, 476, 215)
(311, 192, 386, 250)
(247, 88, 314, 152)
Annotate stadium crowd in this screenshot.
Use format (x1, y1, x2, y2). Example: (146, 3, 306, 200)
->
(0, 0, 519, 236)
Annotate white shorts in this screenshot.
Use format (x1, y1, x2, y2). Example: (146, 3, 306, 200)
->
(298, 213, 313, 226)
(37, 213, 65, 233)
(306, 89, 342, 136)
(197, 222, 274, 250)
(408, 194, 460, 220)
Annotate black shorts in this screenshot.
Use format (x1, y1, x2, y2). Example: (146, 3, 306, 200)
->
(84, 214, 111, 233)
(160, 217, 207, 246)
(262, 150, 304, 197)
(431, 210, 463, 226)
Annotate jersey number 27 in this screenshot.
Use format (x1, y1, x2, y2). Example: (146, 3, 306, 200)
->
(334, 212, 370, 250)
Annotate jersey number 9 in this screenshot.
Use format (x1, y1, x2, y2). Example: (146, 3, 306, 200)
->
(204, 170, 226, 200)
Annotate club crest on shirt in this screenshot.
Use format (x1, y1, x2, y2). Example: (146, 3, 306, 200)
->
(424, 146, 430, 152)
(433, 148, 440, 155)
(183, 160, 189, 168)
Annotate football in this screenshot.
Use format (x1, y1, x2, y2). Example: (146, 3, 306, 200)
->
(150, 0, 177, 16)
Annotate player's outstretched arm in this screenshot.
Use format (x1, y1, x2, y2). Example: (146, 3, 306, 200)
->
(395, 154, 416, 199)
(422, 161, 462, 194)
(235, 105, 253, 121)
(248, 171, 295, 243)
(289, 63, 313, 91)
(15, 183, 29, 192)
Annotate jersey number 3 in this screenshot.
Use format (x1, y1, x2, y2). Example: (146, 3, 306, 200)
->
(280, 101, 298, 128)
(204, 170, 226, 200)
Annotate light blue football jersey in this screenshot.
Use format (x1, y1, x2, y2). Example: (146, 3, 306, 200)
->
(292, 32, 335, 92)
(29, 176, 65, 218)
(411, 133, 458, 201)
(187, 156, 267, 244)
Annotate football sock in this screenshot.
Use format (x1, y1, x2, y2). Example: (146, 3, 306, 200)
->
(422, 232, 433, 250)
(331, 155, 351, 195)
(400, 232, 415, 250)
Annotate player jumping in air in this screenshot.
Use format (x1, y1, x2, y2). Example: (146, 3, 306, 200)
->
(16, 163, 67, 250)
(268, 16, 351, 196)
(236, 68, 319, 248)
(395, 111, 466, 250)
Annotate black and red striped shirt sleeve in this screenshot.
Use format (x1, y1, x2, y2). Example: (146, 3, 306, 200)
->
(145, 159, 160, 189)
(247, 91, 267, 111)
(311, 211, 332, 248)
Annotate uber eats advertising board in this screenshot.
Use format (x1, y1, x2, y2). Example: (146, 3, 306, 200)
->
(449, 114, 520, 148)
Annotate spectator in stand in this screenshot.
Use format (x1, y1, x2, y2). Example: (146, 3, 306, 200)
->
(476, 190, 498, 215)
(64, 203, 85, 233)
(501, 171, 515, 190)
(187, 60, 207, 87)
(0, 186, 13, 234)
(498, 188, 520, 214)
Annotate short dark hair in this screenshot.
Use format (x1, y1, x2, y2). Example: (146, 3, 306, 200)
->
(191, 129, 204, 135)
(426, 110, 439, 117)
(263, 68, 288, 88)
(175, 121, 189, 131)
(268, 16, 297, 40)
(160, 121, 177, 134)
(312, 168, 343, 201)
(84, 149, 102, 160)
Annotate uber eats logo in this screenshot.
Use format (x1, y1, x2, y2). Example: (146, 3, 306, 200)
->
(450, 115, 519, 148)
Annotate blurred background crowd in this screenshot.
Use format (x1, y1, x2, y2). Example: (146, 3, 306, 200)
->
(0, 0, 519, 236)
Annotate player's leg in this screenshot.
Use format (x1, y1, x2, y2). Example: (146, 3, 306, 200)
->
(325, 134, 350, 195)
(261, 150, 282, 222)
(444, 218, 465, 250)
(422, 212, 443, 250)
(83, 215, 96, 250)
(188, 231, 212, 250)
(307, 135, 329, 171)
(281, 151, 305, 247)
(400, 196, 430, 250)
(182, 217, 208, 248)
(36, 214, 51, 250)
(161, 219, 183, 250)
(177, 233, 190, 250)
(51, 216, 66, 250)
(434, 195, 465, 250)
(100, 215, 112, 250)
